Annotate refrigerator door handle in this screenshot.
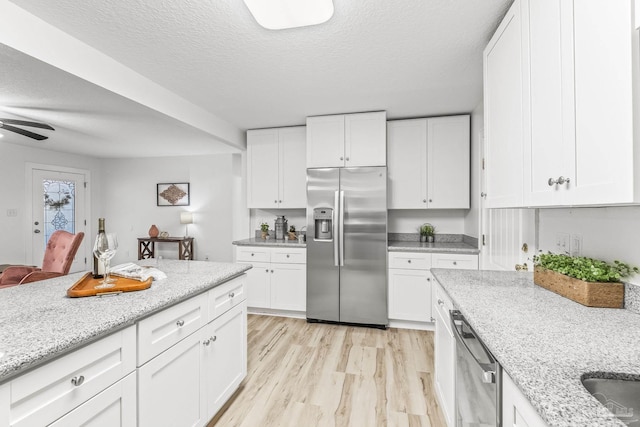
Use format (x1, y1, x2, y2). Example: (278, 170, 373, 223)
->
(334, 190, 340, 267)
(339, 190, 345, 266)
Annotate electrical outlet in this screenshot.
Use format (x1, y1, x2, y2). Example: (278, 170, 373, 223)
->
(6, 209, 17, 217)
(570, 234, 582, 257)
(556, 233, 570, 254)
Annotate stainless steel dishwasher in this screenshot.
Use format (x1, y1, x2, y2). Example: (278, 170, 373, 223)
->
(450, 310, 501, 426)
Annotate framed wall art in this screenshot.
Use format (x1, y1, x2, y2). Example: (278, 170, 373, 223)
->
(157, 182, 190, 206)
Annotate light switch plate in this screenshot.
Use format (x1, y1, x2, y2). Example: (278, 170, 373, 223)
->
(570, 234, 583, 257)
(556, 232, 570, 254)
(6, 209, 17, 217)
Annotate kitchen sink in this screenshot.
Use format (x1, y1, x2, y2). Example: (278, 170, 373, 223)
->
(582, 376, 640, 425)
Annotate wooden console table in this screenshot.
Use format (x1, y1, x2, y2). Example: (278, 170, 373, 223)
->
(137, 237, 194, 260)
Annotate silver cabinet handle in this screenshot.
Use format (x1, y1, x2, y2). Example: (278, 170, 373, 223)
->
(203, 338, 211, 346)
(557, 176, 570, 185)
(429, 199, 433, 203)
(212, 336, 217, 342)
(481, 192, 487, 198)
(274, 200, 278, 203)
(71, 375, 85, 386)
(340, 157, 344, 161)
(176, 320, 185, 327)
(427, 277, 431, 281)
(34, 229, 41, 233)
(346, 157, 350, 161)
(548, 177, 556, 186)
(407, 259, 412, 263)
(286, 254, 290, 258)
(279, 200, 282, 203)
(437, 299, 444, 306)
(423, 199, 427, 203)
(271, 269, 274, 273)
(229, 292, 235, 298)
(251, 253, 254, 256)
(453, 261, 457, 265)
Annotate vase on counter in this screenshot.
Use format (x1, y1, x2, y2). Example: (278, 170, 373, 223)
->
(261, 231, 269, 240)
(427, 235, 435, 243)
(420, 235, 427, 242)
(149, 224, 159, 238)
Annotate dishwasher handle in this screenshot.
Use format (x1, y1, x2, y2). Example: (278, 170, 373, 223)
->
(450, 310, 497, 384)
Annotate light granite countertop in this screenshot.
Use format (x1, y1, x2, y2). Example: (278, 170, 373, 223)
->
(232, 237, 480, 254)
(232, 237, 307, 248)
(388, 240, 479, 254)
(430, 269, 640, 427)
(0, 260, 251, 384)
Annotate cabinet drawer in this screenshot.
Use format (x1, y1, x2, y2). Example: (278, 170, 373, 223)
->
(434, 282, 454, 335)
(137, 292, 208, 365)
(209, 275, 246, 320)
(271, 248, 306, 264)
(9, 326, 135, 427)
(431, 253, 478, 270)
(236, 247, 270, 263)
(49, 372, 136, 427)
(388, 252, 432, 270)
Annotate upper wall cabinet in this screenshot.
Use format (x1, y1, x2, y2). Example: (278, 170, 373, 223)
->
(485, 0, 636, 208)
(387, 115, 470, 209)
(307, 112, 387, 168)
(483, 0, 526, 208)
(247, 126, 306, 209)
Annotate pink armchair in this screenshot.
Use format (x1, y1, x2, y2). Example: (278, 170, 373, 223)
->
(0, 230, 85, 289)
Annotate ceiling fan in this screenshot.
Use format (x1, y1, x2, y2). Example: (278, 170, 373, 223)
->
(0, 118, 54, 141)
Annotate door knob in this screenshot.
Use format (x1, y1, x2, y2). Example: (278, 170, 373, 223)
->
(34, 229, 41, 233)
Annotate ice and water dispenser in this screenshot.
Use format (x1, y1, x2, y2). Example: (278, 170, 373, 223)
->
(313, 208, 333, 240)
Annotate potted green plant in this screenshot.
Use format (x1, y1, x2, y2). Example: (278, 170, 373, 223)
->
(260, 222, 269, 239)
(533, 252, 638, 308)
(420, 223, 435, 243)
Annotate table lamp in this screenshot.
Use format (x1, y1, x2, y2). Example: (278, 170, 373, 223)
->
(180, 212, 194, 237)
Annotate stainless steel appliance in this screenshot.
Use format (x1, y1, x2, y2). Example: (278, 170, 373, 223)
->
(274, 215, 287, 240)
(450, 310, 501, 426)
(306, 167, 388, 327)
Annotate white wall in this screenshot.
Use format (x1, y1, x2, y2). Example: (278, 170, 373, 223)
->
(249, 208, 306, 236)
(388, 209, 466, 234)
(0, 141, 102, 265)
(464, 102, 483, 239)
(538, 206, 640, 285)
(102, 153, 238, 264)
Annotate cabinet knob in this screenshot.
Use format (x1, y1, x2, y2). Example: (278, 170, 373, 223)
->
(212, 336, 217, 342)
(423, 199, 427, 203)
(481, 192, 487, 198)
(429, 199, 433, 203)
(279, 200, 282, 203)
(266, 269, 269, 273)
(407, 260, 412, 263)
(203, 338, 211, 346)
(548, 177, 556, 186)
(274, 200, 278, 203)
(271, 269, 274, 273)
(251, 253, 254, 256)
(286, 254, 290, 258)
(71, 375, 85, 387)
(176, 320, 185, 327)
(346, 157, 350, 161)
(229, 292, 235, 298)
(427, 277, 431, 281)
(437, 299, 444, 306)
(557, 176, 570, 185)
(453, 261, 457, 265)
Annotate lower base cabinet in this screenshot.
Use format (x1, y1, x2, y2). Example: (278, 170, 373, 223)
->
(50, 372, 137, 427)
(433, 282, 455, 426)
(502, 370, 548, 427)
(138, 302, 247, 427)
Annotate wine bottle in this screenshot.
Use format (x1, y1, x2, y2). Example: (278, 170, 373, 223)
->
(93, 218, 106, 278)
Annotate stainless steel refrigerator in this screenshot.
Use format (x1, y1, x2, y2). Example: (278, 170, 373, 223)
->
(306, 167, 388, 327)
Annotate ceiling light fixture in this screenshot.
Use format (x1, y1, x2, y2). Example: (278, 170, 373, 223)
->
(243, 0, 334, 30)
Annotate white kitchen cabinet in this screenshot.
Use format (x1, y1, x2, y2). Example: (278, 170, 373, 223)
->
(247, 126, 306, 209)
(9, 326, 136, 427)
(307, 111, 386, 168)
(271, 263, 307, 311)
(387, 115, 470, 209)
(236, 246, 306, 313)
(0, 383, 8, 427)
(483, 0, 526, 208)
(487, 0, 636, 208)
(387, 251, 477, 326)
(388, 269, 432, 322)
(49, 372, 137, 427)
(502, 370, 548, 427)
(434, 281, 455, 427)
(202, 302, 247, 418)
(138, 326, 206, 427)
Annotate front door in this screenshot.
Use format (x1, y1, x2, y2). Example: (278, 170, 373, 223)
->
(31, 168, 87, 273)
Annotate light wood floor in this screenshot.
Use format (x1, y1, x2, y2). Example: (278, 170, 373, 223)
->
(209, 315, 447, 427)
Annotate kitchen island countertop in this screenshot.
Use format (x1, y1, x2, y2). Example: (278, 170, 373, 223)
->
(0, 259, 250, 384)
(431, 268, 640, 427)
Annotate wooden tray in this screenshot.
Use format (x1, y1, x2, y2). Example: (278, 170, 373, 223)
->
(533, 266, 624, 308)
(67, 272, 152, 297)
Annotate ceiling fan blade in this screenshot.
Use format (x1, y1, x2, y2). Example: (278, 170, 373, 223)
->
(0, 119, 54, 130)
(0, 123, 48, 140)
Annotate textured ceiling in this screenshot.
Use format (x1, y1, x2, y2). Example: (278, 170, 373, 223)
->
(0, 44, 238, 158)
(9, 0, 511, 133)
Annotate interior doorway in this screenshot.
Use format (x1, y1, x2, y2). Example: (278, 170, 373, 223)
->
(27, 164, 90, 273)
